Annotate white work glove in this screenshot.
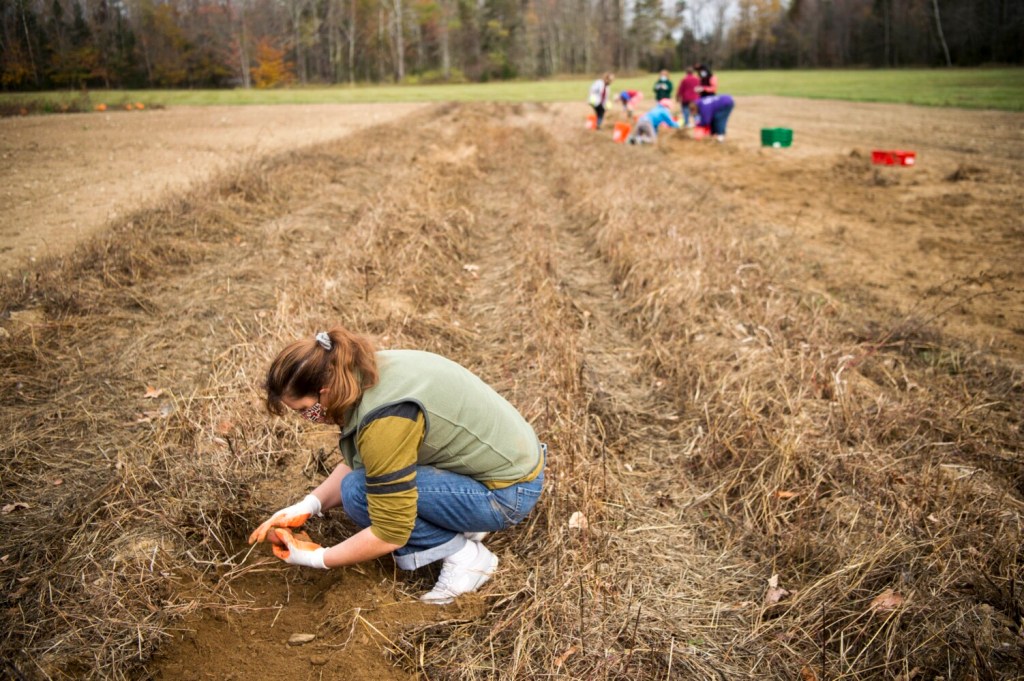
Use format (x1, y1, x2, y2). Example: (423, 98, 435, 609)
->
(248, 493, 322, 544)
(270, 528, 328, 569)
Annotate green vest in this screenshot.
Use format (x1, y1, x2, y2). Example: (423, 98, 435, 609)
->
(338, 350, 542, 484)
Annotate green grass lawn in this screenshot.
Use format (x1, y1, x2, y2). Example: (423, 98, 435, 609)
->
(2, 68, 1022, 112)
(715, 68, 1024, 109)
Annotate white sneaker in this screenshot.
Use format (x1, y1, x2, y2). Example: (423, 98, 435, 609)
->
(463, 531, 488, 542)
(420, 540, 498, 605)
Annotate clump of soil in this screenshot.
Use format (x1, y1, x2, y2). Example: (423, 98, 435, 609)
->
(946, 163, 987, 182)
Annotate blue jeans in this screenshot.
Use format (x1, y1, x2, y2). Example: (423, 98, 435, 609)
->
(341, 448, 545, 570)
(711, 104, 734, 135)
(682, 102, 694, 126)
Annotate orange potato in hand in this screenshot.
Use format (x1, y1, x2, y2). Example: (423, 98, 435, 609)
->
(265, 527, 312, 547)
(265, 527, 288, 547)
(248, 494, 321, 544)
(268, 528, 322, 562)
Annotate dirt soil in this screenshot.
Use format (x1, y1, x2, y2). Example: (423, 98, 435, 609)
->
(3, 98, 1021, 357)
(2, 97, 1022, 680)
(0, 103, 426, 273)
(701, 97, 1024, 359)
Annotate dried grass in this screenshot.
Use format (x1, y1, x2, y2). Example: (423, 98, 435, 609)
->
(1, 103, 1021, 680)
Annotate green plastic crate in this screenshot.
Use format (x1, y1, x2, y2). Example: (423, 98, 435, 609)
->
(761, 127, 793, 148)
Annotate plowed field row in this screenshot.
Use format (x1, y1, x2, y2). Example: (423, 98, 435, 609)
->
(1, 102, 1021, 681)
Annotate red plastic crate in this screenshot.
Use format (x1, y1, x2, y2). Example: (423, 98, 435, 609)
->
(872, 150, 916, 166)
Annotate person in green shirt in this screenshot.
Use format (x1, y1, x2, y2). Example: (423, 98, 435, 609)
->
(249, 325, 545, 605)
(653, 70, 673, 103)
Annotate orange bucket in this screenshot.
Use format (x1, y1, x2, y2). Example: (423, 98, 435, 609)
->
(691, 125, 710, 139)
(612, 122, 631, 143)
(585, 113, 597, 129)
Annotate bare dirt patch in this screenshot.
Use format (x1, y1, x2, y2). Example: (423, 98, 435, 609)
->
(668, 96, 1024, 360)
(1, 99, 1021, 680)
(0, 103, 426, 274)
(5, 97, 1017, 357)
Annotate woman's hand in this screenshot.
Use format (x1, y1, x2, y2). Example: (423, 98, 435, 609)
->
(269, 528, 328, 569)
(248, 493, 322, 544)
(265, 527, 288, 547)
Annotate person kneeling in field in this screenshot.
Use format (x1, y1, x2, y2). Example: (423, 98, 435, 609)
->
(628, 98, 680, 145)
(618, 89, 644, 120)
(249, 326, 545, 605)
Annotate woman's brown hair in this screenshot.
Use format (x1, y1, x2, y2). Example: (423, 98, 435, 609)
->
(264, 326, 379, 425)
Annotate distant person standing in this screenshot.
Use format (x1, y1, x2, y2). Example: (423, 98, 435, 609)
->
(628, 99, 680, 145)
(695, 63, 718, 97)
(695, 93, 734, 142)
(653, 70, 673, 104)
(588, 72, 614, 129)
(677, 67, 701, 127)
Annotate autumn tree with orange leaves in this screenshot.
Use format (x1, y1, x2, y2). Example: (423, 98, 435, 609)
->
(0, 0, 1021, 90)
(250, 37, 294, 88)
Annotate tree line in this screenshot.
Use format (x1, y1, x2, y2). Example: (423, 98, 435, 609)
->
(2, 0, 1021, 90)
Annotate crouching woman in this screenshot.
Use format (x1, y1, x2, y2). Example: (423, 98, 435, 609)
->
(696, 93, 735, 142)
(249, 326, 545, 604)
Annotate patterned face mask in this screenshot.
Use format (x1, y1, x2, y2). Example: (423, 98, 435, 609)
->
(298, 402, 327, 424)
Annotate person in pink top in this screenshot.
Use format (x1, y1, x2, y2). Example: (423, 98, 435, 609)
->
(676, 68, 701, 128)
(617, 90, 643, 120)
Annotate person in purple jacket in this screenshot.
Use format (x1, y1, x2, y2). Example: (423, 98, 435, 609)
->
(695, 93, 735, 142)
(627, 99, 680, 145)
